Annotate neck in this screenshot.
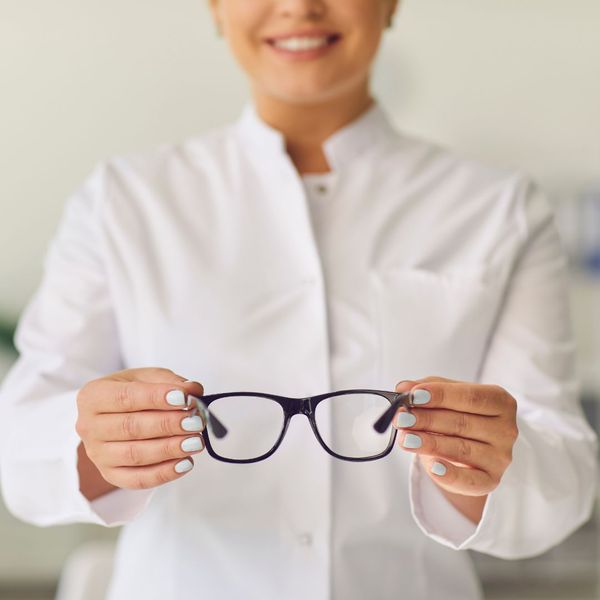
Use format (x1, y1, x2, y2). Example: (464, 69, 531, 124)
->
(252, 83, 374, 175)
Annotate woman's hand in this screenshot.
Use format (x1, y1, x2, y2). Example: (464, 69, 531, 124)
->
(76, 367, 206, 499)
(393, 376, 519, 523)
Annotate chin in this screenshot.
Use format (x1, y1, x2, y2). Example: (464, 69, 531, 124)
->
(266, 82, 352, 106)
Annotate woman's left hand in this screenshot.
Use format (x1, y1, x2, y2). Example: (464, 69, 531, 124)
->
(394, 376, 519, 499)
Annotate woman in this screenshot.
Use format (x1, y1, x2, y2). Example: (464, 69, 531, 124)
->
(0, 1, 596, 598)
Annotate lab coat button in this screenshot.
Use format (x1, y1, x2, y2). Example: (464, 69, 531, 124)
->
(297, 533, 313, 546)
(316, 184, 328, 194)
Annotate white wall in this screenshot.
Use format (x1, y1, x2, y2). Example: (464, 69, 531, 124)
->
(378, 0, 600, 193)
(1, 0, 599, 320)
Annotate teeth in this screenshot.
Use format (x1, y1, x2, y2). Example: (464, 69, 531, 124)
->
(273, 36, 330, 52)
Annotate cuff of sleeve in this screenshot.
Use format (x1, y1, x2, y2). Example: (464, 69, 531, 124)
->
(409, 412, 598, 558)
(0, 388, 154, 527)
(408, 428, 530, 555)
(89, 487, 155, 527)
(409, 455, 480, 549)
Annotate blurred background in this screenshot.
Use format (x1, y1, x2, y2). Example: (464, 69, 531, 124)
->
(1, 0, 599, 598)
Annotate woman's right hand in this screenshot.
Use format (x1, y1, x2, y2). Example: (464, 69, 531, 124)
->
(76, 367, 206, 496)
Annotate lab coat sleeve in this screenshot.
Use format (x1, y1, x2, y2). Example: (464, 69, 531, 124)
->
(409, 177, 598, 558)
(0, 162, 154, 527)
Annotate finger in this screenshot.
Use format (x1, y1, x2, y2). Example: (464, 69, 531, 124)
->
(393, 407, 502, 444)
(416, 376, 458, 384)
(109, 367, 191, 385)
(79, 379, 204, 415)
(106, 456, 197, 490)
(131, 371, 205, 399)
(395, 376, 457, 392)
(181, 379, 206, 402)
(407, 382, 511, 416)
(419, 456, 495, 496)
(395, 380, 416, 393)
(95, 409, 206, 442)
(398, 429, 500, 473)
(99, 434, 205, 467)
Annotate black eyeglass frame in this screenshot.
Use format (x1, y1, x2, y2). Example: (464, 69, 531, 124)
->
(186, 389, 413, 464)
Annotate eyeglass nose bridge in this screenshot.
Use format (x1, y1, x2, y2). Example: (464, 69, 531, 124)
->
(299, 396, 313, 417)
(284, 398, 315, 424)
(298, 397, 313, 417)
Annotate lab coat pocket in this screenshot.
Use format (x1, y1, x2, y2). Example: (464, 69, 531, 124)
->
(371, 266, 505, 385)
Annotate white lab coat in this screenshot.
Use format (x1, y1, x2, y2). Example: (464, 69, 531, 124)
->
(0, 100, 597, 600)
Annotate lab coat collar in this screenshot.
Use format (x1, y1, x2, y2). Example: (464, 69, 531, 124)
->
(235, 99, 395, 171)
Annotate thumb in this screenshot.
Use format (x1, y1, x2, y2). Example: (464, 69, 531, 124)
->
(181, 378, 205, 398)
(156, 369, 205, 398)
(111, 367, 205, 397)
(395, 380, 416, 393)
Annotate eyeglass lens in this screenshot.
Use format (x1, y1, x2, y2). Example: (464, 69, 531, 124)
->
(314, 392, 393, 459)
(208, 395, 286, 461)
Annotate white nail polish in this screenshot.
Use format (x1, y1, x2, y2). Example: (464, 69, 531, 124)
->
(403, 433, 422, 449)
(412, 389, 431, 405)
(166, 390, 186, 406)
(181, 436, 203, 452)
(175, 459, 194, 474)
(396, 412, 417, 428)
(431, 462, 447, 477)
(181, 415, 204, 431)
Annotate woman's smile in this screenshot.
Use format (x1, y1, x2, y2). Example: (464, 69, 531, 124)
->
(265, 30, 342, 61)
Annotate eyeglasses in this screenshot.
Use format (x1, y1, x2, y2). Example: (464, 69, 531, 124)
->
(185, 389, 414, 463)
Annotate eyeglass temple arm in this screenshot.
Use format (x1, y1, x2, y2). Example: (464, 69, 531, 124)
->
(373, 392, 413, 434)
(187, 396, 228, 439)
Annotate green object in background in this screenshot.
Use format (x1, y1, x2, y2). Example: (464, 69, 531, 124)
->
(0, 318, 16, 353)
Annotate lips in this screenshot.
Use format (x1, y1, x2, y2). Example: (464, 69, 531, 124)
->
(265, 32, 342, 57)
(265, 30, 341, 44)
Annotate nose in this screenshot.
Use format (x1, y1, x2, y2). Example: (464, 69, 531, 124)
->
(275, 0, 327, 20)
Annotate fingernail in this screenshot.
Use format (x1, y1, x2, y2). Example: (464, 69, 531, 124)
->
(403, 433, 422, 449)
(181, 415, 204, 431)
(166, 390, 186, 406)
(181, 436, 203, 452)
(431, 462, 447, 476)
(396, 412, 417, 428)
(175, 459, 194, 474)
(412, 389, 431, 405)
